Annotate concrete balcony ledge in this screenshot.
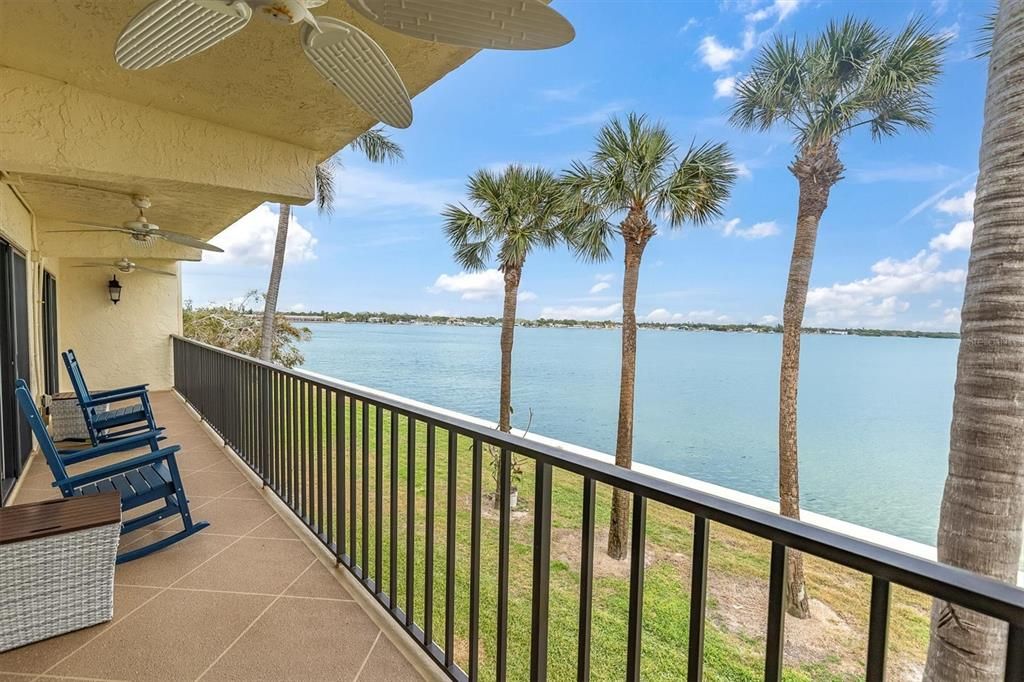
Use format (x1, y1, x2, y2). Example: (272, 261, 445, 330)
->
(1, 392, 432, 682)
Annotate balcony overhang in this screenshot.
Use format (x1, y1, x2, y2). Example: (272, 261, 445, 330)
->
(0, 0, 477, 247)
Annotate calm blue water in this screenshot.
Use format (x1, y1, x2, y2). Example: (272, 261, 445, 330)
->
(298, 322, 957, 546)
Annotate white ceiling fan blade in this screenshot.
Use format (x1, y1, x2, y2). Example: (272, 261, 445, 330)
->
(152, 228, 225, 252)
(134, 264, 178, 277)
(72, 263, 118, 269)
(115, 0, 252, 70)
(63, 222, 137, 235)
(346, 0, 575, 50)
(301, 17, 413, 129)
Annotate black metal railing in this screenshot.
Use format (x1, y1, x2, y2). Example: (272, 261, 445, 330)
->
(172, 335, 1024, 681)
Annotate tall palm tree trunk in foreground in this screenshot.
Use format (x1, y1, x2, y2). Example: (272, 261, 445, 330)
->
(779, 143, 843, 618)
(498, 265, 522, 433)
(259, 204, 290, 362)
(925, 2, 1024, 678)
(608, 212, 649, 560)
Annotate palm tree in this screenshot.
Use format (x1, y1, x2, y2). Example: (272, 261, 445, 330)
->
(730, 18, 948, 617)
(443, 165, 607, 444)
(925, 1, 1024, 678)
(258, 128, 403, 361)
(562, 113, 735, 560)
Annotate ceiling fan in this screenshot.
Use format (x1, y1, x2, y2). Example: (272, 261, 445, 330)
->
(73, 258, 176, 278)
(113, 0, 575, 129)
(52, 194, 225, 253)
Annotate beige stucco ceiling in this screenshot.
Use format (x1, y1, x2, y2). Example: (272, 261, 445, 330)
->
(0, 0, 479, 254)
(0, 0, 476, 154)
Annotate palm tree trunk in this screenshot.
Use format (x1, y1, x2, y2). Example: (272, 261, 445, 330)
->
(259, 204, 290, 362)
(498, 265, 521, 433)
(924, 3, 1024, 678)
(608, 214, 648, 560)
(780, 143, 843, 618)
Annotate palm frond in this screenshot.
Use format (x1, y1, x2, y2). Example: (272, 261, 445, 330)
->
(350, 127, 404, 164)
(731, 17, 948, 151)
(314, 161, 335, 216)
(659, 141, 737, 227)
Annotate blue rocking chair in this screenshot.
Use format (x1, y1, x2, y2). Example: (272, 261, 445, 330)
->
(15, 379, 209, 563)
(63, 349, 160, 447)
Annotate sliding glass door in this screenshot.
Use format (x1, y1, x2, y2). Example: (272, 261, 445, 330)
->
(0, 239, 31, 503)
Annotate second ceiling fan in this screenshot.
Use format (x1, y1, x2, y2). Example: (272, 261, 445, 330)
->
(113, 0, 575, 128)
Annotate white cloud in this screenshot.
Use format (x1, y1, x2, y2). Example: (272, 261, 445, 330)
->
(431, 269, 504, 301)
(746, 0, 801, 23)
(936, 189, 976, 217)
(698, 36, 742, 71)
(853, 163, 954, 183)
(932, 0, 949, 15)
(287, 303, 307, 313)
(713, 75, 738, 99)
(538, 83, 587, 102)
(730, 161, 753, 180)
(930, 220, 974, 252)
(806, 250, 965, 326)
(938, 22, 960, 41)
(721, 218, 780, 239)
(589, 281, 611, 294)
(942, 307, 961, 326)
(595, 273, 615, 282)
(898, 172, 978, 224)
(759, 314, 779, 325)
(679, 17, 699, 33)
(644, 308, 684, 323)
(533, 101, 630, 135)
(540, 302, 622, 320)
(644, 308, 730, 323)
(332, 166, 462, 218)
(517, 291, 538, 303)
(206, 204, 317, 266)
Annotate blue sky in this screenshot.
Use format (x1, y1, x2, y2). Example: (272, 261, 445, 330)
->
(183, 0, 985, 331)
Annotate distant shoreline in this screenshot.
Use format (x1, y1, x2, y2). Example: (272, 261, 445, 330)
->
(281, 312, 960, 340)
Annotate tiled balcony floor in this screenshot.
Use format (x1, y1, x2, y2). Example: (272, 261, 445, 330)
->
(2, 392, 425, 682)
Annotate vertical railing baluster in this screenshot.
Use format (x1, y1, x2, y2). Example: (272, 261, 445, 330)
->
(530, 461, 552, 681)
(444, 429, 458, 669)
(688, 515, 710, 682)
(1006, 624, 1023, 681)
(290, 375, 299, 509)
(425, 423, 436, 646)
(390, 409, 399, 606)
(307, 381, 315, 525)
(406, 416, 416, 627)
(577, 476, 596, 682)
(298, 379, 306, 517)
(329, 391, 338, 559)
(469, 439, 483, 680)
(496, 447, 512, 681)
(337, 392, 347, 565)
(361, 400, 369, 579)
(765, 543, 787, 682)
(866, 577, 891, 681)
(349, 396, 356, 567)
(626, 494, 647, 682)
(375, 404, 383, 592)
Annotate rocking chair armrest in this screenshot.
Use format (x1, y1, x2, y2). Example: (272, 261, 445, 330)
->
(90, 384, 149, 399)
(58, 445, 183, 488)
(59, 429, 166, 465)
(81, 388, 149, 407)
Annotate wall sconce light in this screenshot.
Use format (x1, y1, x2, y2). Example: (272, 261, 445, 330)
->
(108, 276, 123, 305)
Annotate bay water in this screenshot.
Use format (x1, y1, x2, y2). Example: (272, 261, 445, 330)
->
(298, 322, 957, 547)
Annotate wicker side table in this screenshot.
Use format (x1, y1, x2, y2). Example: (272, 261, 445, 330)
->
(0, 493, 121, 651)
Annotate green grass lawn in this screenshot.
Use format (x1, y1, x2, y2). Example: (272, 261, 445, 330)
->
(262, 390, 931, 681)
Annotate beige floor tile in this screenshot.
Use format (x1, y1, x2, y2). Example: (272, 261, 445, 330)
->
(246, 514, 301, 540)
(285, 561, 356, 601)
(49, 590, 272, 681)
(157, 497, 274, 536)
(0, 586, 160, 674)
(221, 481, 264, 500)
(358, 635, 425, 681)
(201, 598, 380, 681)
(176, 537, 313, 595)
(180, 470, 247, 498)
(114, 531, 235, 587)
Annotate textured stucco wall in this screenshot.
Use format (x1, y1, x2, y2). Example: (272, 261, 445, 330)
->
(0, 183, 42, 400)
(57, 261, 180, 392)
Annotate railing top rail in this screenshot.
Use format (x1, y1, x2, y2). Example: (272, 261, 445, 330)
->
(172, 335, 1024, 625)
